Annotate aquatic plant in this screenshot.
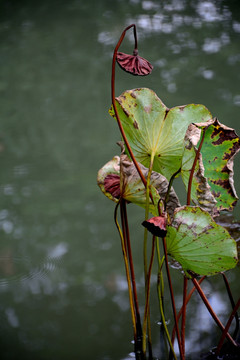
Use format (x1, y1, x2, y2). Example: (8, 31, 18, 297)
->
(97, 24, 240, 360)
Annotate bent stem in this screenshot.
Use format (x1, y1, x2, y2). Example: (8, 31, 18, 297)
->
(191, 277, 237, 347)
(111, 24, 150, 195)
(156, 239, 177, 360)
(114, 201, 137, 341)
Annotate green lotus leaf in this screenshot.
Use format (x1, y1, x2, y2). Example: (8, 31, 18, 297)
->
(166, 206, 238, 277)
(109, 88, 212, 180)
(97, 155, 180, 216)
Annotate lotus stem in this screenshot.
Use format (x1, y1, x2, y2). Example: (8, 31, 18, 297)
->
(111, 24, 151, 197)
(181, 277, 188, 358)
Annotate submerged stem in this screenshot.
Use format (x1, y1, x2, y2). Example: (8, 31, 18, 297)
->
(191, 277, 237, 347)
(216, 297, 240, 356)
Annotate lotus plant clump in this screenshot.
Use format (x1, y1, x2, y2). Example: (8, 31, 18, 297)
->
(97, 24, 240, 360)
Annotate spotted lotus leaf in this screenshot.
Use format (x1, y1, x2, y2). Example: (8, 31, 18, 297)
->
(166, 206, 238, 277)
(109, 88, 212, 181)
(182, 119, 240, 212)
(97, 155, 180, 216)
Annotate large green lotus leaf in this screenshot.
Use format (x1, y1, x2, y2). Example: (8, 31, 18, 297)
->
(196, 118, 240, 211)
(109, 88, 212, 180)
(166, 206, 238, 277)
(97, 155, 180, 216)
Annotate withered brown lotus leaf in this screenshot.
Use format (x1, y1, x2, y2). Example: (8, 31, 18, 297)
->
(117, 50, 153, 76)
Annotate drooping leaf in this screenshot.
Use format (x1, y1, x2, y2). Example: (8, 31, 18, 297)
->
(97, 154, 180, 216)
(109, 88, 212, 180)
(166, 206, 238, 277)
(182, 119, 240, 212)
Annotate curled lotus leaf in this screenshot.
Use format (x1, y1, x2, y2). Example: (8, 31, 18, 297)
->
(97, 155, 180, 217)
(181, 124, 217, 215)
(182, 119, 240, 212)
(109, 88, 212, 181)
(166, 206, 238, 277)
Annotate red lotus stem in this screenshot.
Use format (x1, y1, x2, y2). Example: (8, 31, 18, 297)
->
(111, 24, 154, 203)
(181, 277, 188, 357)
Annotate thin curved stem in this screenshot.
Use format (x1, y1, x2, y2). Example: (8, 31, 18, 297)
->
(111, 25, 148, 192)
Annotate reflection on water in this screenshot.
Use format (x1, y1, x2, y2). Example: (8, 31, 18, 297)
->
(0, 0, 239, 359)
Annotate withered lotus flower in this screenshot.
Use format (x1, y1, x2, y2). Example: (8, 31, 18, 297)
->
(117, 49, 153, 76)
(142, 214, 167, 238)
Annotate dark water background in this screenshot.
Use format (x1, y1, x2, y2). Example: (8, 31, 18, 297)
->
(0, 1, 239, 359)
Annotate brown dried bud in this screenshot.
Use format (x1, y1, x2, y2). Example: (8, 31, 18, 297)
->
(142, 214, 167, 238)
(104, 174, 121, 198)
(117, 50, 153, 76)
